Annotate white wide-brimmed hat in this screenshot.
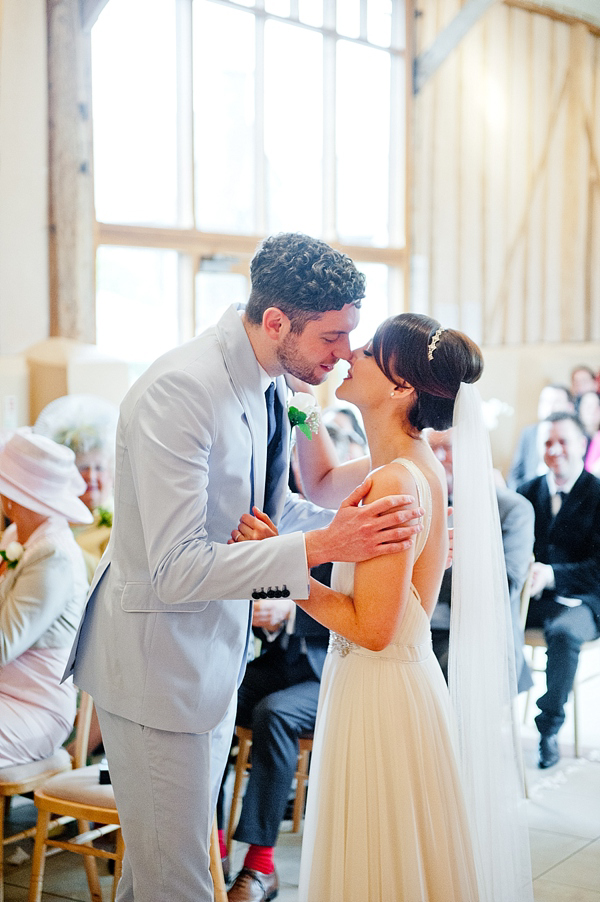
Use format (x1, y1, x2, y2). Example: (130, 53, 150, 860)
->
(0, 429, 93, 524)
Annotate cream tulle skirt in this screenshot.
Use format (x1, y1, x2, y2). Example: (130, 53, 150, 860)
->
(298, 578, 478, 902)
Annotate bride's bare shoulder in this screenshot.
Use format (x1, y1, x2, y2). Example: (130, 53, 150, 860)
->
(364, 460, 418, 503)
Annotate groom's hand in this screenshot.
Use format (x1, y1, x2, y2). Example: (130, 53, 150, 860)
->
(304, 477, 424, 569)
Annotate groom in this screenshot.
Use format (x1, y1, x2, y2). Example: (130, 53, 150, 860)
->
(66, 233, 422, 902)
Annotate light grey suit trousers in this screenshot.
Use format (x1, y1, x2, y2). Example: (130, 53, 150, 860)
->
(96, 697, 236, 902)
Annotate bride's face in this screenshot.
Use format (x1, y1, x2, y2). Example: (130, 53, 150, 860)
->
(336, 340, 394, 409)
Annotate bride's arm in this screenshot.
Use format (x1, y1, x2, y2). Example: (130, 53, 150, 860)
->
(295, 425, 371, 509)
(287, 378, 371, 508)
(295, 466, 416, 650)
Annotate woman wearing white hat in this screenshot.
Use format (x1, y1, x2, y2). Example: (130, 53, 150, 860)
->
(0, 429, 91, 766)
(34, 394, 118, 582)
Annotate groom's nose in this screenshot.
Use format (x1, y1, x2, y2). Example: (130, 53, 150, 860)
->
(333, 335, 352, 361)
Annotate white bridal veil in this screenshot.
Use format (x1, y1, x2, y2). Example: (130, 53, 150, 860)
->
(450, 382, 533, 902)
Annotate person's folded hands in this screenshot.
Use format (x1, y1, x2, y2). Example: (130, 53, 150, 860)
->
(229, 506, 278, 544)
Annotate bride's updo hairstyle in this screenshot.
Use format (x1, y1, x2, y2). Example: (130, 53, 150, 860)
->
(372, 313, 483, 431)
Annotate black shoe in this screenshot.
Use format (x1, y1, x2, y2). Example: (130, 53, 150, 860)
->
(538, 735, 560, 769)
(227, 867, 279, 901)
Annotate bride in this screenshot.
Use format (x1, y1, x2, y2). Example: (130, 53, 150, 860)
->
(234, 313, 532, 901)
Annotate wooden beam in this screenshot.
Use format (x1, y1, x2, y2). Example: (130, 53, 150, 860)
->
(0, 0, 4, 87)
(413, 0, 497, 93)
(503, 0, 600, 37)
(95, 223, 406, 267)
(489, 69, 570, 335)
(560, 22, 588, 341)
(48, 0, 96, 342)
(403, 0, 414, 307)
(79, 0, 110, 31)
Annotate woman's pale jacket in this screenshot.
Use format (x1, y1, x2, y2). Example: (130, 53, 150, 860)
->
(0, 517, 89, 664)
(0, 516, 89, 765)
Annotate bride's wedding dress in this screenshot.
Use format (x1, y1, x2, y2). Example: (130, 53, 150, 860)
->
(298, 458, 478, 902)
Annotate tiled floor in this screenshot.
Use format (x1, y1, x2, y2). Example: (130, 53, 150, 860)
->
(4, 658, 600, 901)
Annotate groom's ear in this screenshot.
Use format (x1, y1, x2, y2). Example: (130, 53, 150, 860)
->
(262, 307, 290, 341)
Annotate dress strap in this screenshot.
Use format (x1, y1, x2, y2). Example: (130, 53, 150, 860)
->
(392, 458, 432, 560)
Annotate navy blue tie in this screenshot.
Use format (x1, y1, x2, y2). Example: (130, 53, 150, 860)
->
(265, 383, 277, 446)
(264, 383, 283, 518)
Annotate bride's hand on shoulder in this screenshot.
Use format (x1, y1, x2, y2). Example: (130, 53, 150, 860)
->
(229, 507, 278, 544)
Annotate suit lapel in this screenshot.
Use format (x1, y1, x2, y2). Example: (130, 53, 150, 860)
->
(215, 306, 290, 517)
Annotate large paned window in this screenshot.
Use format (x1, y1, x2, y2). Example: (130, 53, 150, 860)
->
(92, 0, 408, 369)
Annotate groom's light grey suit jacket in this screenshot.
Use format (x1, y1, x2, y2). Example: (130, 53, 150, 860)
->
(67, 305, 333, 734)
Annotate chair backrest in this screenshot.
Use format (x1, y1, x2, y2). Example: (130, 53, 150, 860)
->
(520, 555, 535, 631)
(71, 690, 94, 769)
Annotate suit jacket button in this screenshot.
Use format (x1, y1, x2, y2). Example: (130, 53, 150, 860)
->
(281, 585, 290, 597)
(258, 588, 267, 599)
(251, 591, 260, 600)
(267, 588, 276, 598)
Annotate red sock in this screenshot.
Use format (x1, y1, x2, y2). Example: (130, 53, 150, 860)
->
(218, 829, 227, 860)
(244, 844, 275, 875)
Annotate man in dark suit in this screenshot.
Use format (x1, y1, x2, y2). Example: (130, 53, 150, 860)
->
(225, 563, 331, 902)
(507, 384, 573, 489)
(518, 412, 600, 768)
(428, 429, 535, 693)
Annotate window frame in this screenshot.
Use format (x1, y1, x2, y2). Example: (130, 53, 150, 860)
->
(93, 0, 412, 347)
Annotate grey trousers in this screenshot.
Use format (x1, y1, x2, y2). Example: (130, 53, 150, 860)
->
(96, 698, 236, 902)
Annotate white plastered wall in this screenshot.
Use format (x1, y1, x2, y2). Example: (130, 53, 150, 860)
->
(0, 0, 49, 355)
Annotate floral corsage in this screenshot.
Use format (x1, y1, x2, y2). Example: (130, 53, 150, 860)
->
(287, 392, 320, 440)
(0, 541, 24, 569)
(94, 504, 113, 528)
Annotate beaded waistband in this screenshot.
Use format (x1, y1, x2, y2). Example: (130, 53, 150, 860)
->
(328, 631, 432, 662)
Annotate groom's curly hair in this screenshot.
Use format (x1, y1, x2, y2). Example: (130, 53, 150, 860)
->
(246, 233, 365, 334)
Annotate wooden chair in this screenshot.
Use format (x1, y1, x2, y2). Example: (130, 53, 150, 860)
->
(28, 691, 124, 902)
(0, 748, 72, 902)
(25, 692, 226, 902)
(210, 818, 228, 902)
(521, 564, 600, 757)
(516, 557, 535, 798)
(226, 725, 313, 855)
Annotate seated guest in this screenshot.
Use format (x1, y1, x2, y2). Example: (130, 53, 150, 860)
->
(35, 396, 117, 758)
(322, 403, 367, 461)
(518, 412, 600, 768)
(578, 390, 600, 447)
(0, 430, 90, 766)
(222, 405, 358, 899)
(570, 365, 597, 404)
(507, 384, 573, 489)
(34, 394, 118, 581)
(224, 567, 331, 901)
(429, 428, 534, 693)
(585, 429, 600, 477)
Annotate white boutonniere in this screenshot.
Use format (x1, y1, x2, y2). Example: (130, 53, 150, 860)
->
(287, 392, 320, 440)
(0, 541, 24, 569)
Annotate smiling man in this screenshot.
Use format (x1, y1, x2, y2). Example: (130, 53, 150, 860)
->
(65, 233, 422, 902)
(518, 412, 600, 769)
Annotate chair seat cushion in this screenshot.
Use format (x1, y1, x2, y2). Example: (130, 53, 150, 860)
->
(0, 748, 71, 786)
(525, 627, 547, 647)
(38, 764, 117, 810)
